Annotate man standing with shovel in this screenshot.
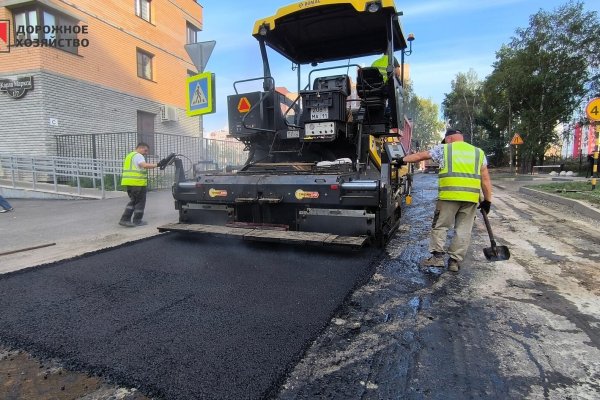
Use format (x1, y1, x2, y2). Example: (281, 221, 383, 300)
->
(395, 129, 495, 272)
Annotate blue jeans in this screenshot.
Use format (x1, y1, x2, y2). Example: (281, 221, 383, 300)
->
(0, 195, 12, 210)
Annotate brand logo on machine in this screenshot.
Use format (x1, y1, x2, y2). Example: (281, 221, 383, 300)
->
(295, 189, 319, 200)
(0, 20, 10, 53)
(0, 76, 34, 99)
(298, 0, 320, 9)
(208, 188, 228, 198)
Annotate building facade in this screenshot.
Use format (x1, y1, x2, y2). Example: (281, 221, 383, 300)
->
(0, 0, 204, 157)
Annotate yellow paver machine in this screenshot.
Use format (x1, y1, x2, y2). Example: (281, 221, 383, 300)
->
(159, 0, 414, 248)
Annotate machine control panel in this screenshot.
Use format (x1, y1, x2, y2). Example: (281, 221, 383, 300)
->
(304, 122, 336, 138)
(384, 142, 407, 160)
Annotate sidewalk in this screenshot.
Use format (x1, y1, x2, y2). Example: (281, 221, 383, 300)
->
(490, 171, 600, 221)
(0, 190, 178, 274)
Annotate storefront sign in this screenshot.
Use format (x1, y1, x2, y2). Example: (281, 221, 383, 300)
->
(0, 76, 34, 99)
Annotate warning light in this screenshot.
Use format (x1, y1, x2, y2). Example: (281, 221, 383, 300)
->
(237, 97, 251, 113)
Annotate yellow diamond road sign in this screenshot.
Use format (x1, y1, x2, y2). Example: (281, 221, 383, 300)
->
(510, 133, 524, 145)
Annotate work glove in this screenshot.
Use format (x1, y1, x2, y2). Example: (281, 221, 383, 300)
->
(478, 200, 491, 215)
(393, 156, 406, 166)
(157, 153, 177, 170)
(157, 158, 169, 169)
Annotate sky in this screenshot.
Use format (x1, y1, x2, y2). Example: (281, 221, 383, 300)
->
(197, 0, 597, 134)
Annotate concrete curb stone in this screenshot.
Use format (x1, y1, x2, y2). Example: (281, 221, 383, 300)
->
(519, 186, 600, 221)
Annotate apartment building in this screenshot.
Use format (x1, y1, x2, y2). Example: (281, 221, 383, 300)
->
(0, 0, 204, 156)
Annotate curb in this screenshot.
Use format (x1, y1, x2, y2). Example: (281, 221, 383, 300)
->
(518, 186, 600, 221)
(1, 185, 128, 200)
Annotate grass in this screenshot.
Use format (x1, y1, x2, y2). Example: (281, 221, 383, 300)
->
(527, 180, 600, 206)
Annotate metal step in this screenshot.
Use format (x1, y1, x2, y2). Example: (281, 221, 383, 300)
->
(157, 223, 368, 248)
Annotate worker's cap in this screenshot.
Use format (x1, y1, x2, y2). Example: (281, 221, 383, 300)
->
(441, 129, 463, 144)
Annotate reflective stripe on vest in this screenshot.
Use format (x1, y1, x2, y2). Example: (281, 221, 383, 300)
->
(438, 142, 483, 203)
(121, 151, 148, 187)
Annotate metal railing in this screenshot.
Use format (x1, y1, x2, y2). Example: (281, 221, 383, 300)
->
(55, 132, 249, 175)
(0, 153, 123, 198)
(1, 136, 249, 198)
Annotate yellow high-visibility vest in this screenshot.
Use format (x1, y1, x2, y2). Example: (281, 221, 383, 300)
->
(121, 151, 148, 187)
(371, 55, 390, 83)
(438, 142, 484, 203)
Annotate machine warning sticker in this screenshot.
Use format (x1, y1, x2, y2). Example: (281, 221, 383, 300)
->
(209, 188, 228, 197)
(237, 97, 251, 113)
(295, 189, 319, 200)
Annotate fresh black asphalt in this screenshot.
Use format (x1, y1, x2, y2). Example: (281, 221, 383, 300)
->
(0, 234, 378, 399)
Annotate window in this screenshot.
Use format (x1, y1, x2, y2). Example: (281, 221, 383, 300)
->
(13, 10, 38, 40)
(135, 0, 151, 23)
(137, 48, 154, 80)
(186, 22, 200, 44)
(13, 7, 79, 54)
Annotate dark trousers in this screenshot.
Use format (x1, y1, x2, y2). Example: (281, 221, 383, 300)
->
(0, 195, 12, 210)
(120, 186, 147, 223)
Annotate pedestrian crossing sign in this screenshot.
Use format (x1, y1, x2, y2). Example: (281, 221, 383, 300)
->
(186, 72, 215, 116)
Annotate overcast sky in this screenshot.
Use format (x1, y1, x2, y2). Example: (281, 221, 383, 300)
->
(197, 0, 596, 134)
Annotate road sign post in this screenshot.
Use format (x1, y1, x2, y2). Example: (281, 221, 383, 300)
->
(510, 133, 524, 175)
(593, 123, 600, 190)
(586, 98, 600, 189)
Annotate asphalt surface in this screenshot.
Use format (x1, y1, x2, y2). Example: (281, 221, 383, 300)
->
(2, 173, 598, 399)
(0, 233, 379, 400)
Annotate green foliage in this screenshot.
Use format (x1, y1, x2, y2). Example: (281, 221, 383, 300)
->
(443, 1, 600, 169)
(67, 175, 122, 191)
(442, 69, 483, 142)
(528, 180, 600, 206)
(404, 82, 445, 149)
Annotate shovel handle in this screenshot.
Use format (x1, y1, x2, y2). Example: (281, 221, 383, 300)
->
(480, 209, 497, 247)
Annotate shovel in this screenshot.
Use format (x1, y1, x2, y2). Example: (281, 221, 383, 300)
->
(480, 209, 510, 261)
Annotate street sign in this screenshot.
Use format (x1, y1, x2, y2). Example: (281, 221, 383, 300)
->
(184, 41, 216, 73)
(510, 133, 524, 145)
(186, 72, 215, 116)
(586, 98, 600, 122)
(237, 97, 251, 113)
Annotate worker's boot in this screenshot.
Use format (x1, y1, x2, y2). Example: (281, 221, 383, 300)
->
(421, 252, 445, 268)
(119, 220, 135, 227)
(448, 258, 461, 272)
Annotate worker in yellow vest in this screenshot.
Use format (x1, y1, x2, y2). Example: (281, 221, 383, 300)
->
(371, 54, 401, 131)
(371, 54, 400, 83)
(394, 129, 493, 272)
(119, 142, 161, 227)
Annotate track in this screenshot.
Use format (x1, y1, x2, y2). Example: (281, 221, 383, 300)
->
(0, 234, 380, 400)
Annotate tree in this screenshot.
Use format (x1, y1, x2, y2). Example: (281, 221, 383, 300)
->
(403, 82, 444, 149)
(411, 97, 445, 149)
(485, 1, 600, 169)
(442, 69, 483, 144)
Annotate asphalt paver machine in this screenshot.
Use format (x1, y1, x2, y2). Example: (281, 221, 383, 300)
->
(159, 0, 414, 248)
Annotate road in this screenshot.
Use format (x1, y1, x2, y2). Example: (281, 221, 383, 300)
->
(1, 173, 599, 399)
(278, 173, 600, 399)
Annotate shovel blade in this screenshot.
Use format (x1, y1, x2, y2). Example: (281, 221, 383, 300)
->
(483, 245, 510, 261)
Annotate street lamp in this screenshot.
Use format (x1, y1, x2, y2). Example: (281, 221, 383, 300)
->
(400, 32, 415, 87)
